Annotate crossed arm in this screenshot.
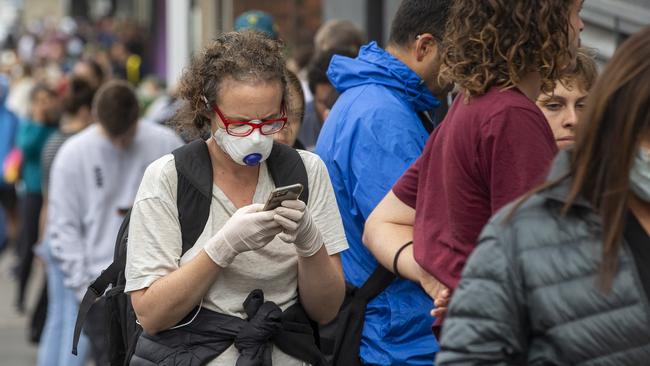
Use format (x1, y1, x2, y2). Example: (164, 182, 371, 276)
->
(363, 190, 449, 317)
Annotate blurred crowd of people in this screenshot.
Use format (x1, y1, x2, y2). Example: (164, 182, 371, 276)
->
(1, 0, 650, 365)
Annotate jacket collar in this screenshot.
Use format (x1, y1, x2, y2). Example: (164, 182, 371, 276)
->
(538, 149, 593, 210)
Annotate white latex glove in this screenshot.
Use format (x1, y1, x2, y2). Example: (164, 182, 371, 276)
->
(204, 203, 282, 267)
(273, 200, 324, 257)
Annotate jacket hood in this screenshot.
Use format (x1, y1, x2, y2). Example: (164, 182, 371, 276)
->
(327, 42, 440, 112)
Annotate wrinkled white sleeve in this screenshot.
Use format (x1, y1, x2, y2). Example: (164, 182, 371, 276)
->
(48, 142, 90, 300)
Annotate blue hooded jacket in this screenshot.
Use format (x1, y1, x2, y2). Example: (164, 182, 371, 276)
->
(0, 75, 19, 188)
(315, 42, 440, 365)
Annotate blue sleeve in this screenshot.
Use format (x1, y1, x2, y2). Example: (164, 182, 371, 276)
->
(347, 108, 427, 219)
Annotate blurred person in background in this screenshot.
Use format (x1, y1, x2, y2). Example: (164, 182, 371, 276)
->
(537, 48, 598, 150)
(365, 0, 585, 337)
(0, 74, 19, 253)
(314, 19, 366, 55)
(36, 76, 95, 366)
(298, 20, 365, 135)
(315, 0, 452, 364)
(275, 69, 306, 149)
(14, 83, 59, 312)
(292, 19, 366, 105)
(6, 63, 35, 119)
(71, 58, 105, 90)
(299, 48, 357, 151)
(437, 26, 650, 365)
(285, 41, 314, 101)
(48, 81, 183, 365)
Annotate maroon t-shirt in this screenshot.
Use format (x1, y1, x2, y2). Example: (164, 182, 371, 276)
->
(393, 87, 557, 289)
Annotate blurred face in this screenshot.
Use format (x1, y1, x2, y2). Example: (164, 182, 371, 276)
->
(314, 83, 333, 123)
(537, 80, 588, 150)
(31, 90, 60, 124)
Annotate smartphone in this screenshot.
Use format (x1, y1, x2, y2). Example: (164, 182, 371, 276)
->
(263, 183, 304, 211)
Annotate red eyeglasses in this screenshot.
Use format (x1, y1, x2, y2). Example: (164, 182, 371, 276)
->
(212, 103, 288, 137)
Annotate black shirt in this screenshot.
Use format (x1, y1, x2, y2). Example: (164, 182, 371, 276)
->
(625, 212, 650, 302)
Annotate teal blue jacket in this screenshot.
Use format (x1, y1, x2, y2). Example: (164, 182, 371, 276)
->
(16, 119, 57, 193)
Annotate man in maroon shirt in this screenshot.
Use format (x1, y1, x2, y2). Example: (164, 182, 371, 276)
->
(362, 0, 585, 327)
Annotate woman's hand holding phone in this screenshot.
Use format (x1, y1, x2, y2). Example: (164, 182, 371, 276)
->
(273, 200, 324, 257)
(203, 203, 283, 267)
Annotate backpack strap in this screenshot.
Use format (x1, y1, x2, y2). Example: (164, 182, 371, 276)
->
(172, 139, 213, 255)
(73, 210, 131, 355)
(267, 142, 310, 204)
(417, 110, 436, 134)
(321, 266, 395, 364)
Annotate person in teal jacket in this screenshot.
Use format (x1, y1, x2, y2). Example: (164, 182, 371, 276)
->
(315, 0, 452, 364)
(14, 83, 59, 312)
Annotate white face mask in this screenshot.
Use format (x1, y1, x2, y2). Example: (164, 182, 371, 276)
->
(630, 147, 650, 202)
(213, 128, 274, 166)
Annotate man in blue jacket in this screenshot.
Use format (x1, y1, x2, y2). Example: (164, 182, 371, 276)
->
(315, 0, 452, 364)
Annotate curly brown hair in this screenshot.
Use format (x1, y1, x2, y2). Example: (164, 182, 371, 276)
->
(440, 0, 576, 99)
(560, 47, 598, 92)
(173, 31, 287, 138)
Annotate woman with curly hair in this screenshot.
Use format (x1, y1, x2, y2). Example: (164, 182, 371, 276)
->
(363, 0, 584, 333)
(124, 31, 347, 365)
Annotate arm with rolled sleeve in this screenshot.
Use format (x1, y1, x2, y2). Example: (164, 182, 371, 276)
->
(48, 143, 89, 300)
(436, 220, 527, 365)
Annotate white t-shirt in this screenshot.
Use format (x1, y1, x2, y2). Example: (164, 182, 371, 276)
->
(125, 149, 348, 365)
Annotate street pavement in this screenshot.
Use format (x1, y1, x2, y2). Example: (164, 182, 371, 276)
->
(0, 249, 41, 366)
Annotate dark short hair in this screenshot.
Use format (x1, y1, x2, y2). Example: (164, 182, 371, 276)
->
(388, 0, 452, 47)
(307, 48, 357, 95)
(78, 59, 105, 86)
(63, 77, 96, 115)
(93, 80, 139, 137)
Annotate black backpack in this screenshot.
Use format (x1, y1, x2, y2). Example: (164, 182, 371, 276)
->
(72, 140, 310, 366)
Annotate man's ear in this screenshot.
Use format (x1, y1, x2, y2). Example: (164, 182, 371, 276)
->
(414, 33, 437, 62)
